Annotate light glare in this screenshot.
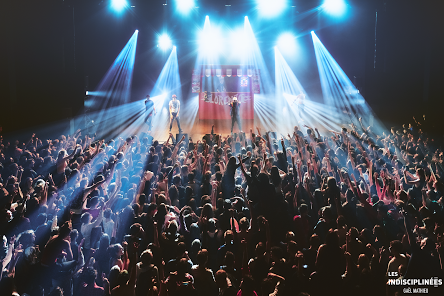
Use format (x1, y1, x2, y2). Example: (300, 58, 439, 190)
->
(229, 28, 251, 57)
(198, 26, 223, 56)
(158, 34, 172, 50)
(257, 0, 286, 18)
(176, 0, 195, 14)
(111, 0, 128, 12)
(277, 33, 296, 54)
(323, 0, 346, 16)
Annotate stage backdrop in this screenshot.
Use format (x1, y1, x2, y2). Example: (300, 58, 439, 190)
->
(199, 92, 254, 120)
(195, 65, 258, 120)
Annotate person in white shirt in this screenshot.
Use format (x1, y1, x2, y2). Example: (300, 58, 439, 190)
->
(80, 207, 104, 255)
(169, 94, 182, 133)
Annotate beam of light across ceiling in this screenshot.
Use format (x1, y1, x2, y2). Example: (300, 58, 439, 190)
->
(149, 47, 182, 138)
(311, 31, 386, 134)
(275, 47, 308, 130)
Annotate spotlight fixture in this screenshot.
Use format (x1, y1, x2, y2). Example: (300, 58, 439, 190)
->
(277, 33, 297, 54)
(176, 0, 195, 14)
(111, 0, 128, 12)
(323, 0, 346, 16)
(158, 34, 172, 50)
(256, 0, 286, 18)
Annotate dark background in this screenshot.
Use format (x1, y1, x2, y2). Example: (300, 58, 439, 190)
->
(1, 0, 443, 136)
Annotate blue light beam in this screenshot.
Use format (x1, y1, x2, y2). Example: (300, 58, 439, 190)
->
(86, 30, 138, 110)
(311, 31, 386, 133)
(275, 47, 309, 130)
(150, 47, 182, 138)
(158, 34, 172, 51)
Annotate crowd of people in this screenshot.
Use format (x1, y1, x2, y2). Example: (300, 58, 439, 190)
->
(0, 117, 443, 296)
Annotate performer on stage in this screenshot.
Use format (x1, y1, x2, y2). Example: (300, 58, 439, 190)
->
(169, 94, 182, 133)
(229, 96, 241, 133)
(202, 91, 209, 102)
(145, 95, 156, 132)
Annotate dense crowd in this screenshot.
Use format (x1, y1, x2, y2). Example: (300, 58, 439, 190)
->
(1, 118, 444, 296)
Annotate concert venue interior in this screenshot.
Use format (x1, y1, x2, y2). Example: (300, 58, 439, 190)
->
(2, 0, 443, 140)
(1, 0, 444, 296)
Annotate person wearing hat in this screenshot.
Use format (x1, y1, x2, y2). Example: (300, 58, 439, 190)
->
(229, 96, 241, 133)
(169, 94, 182, 133)
(145, 94, 156, 132)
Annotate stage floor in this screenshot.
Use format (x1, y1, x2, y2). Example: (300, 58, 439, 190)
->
(148, 119, 255, 142)
(144, 109, 343, 143)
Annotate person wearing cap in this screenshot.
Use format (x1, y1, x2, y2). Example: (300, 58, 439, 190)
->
(229, 96, 241, 133)
(169, 94, 183, 133)
(145, 95, 156, 132)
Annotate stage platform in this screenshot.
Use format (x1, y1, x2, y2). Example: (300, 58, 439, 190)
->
(148, 118, 255, 143)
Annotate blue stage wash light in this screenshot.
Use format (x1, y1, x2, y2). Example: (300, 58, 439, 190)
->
(158, 34, 172, 50)
(150, 48, 182, 134)
(257, 0, 286, 18)
(323, 0, 346, 17)
(198, 25, 223, 57)
(277, 33, 296, 54)
(229, 28, 251, 58)
(176, 0, 195, 14)
(310, 31, 389, 134)
(111, 0, 128, 12)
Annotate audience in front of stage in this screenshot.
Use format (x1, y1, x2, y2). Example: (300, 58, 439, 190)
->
(0, 117, 444, 296)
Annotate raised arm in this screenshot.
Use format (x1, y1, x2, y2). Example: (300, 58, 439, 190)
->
(171, 135, 186, 161)
(135, 170, 154, 204)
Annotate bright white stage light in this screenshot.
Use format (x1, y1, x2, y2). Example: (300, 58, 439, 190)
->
(323, 0, 347, 17)
(198, 26, 224, 56)
(229, 28, 250, 55)
(176, 0, 195, 14)
(158, 34, 172, 50)
(111, 0, 128, 12)
(277, 33, 296, 54)
(257, 0, 286, 18)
